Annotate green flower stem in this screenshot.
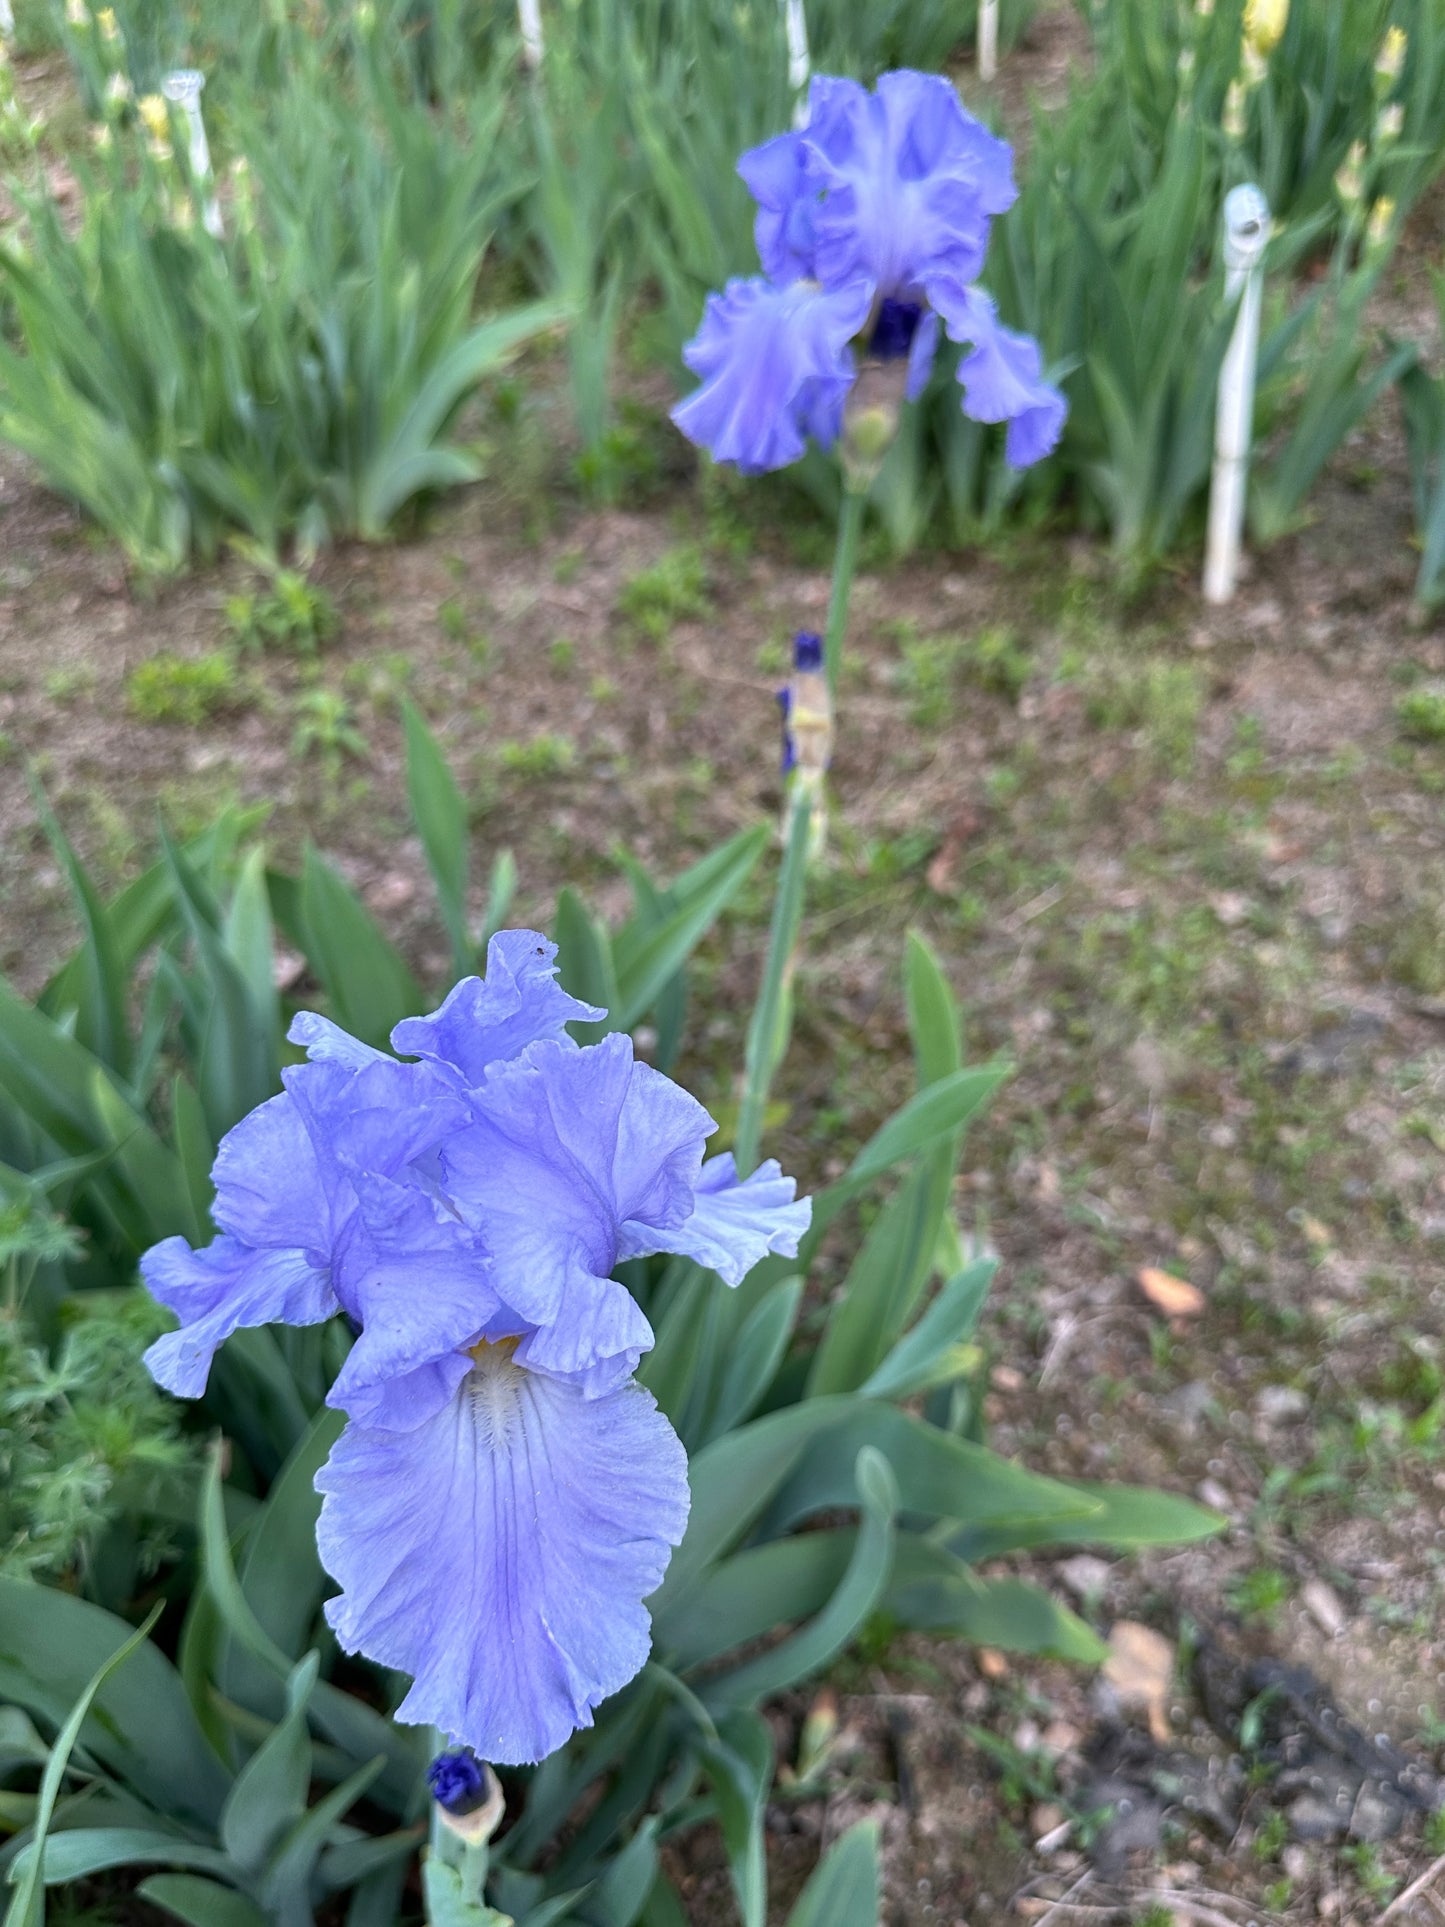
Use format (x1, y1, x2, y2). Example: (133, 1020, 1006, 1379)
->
(823, 483, 866, 699)
(733, 783, 811, 1179)
(734, 484, 866, 1175)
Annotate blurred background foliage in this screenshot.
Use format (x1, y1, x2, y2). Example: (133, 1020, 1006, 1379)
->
(0, 0, 1441, 576)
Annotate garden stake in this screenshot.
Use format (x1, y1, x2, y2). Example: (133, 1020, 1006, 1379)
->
(0, 1, 13, 40)
(161, 69, 222, 239)
(979, 0, 999, 81)
(783, 0, 810, 114)
(518, 0, 543, 70)
(1203, 182, 1269, 604)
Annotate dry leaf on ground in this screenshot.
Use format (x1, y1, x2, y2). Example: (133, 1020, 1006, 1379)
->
(1137, 1267, 1206, 1317)
(1103, 1620, 1175, 1743)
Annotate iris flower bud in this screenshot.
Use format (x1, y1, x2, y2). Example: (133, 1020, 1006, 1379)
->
(779, 630, 833, 855)
(1334, 140, 1366, 210)
(428, 1749, 505, 1845)
(1376, 101, 1404, 145)
(1243, 0, 1287, 57)
(1375, 26, 1406, 90)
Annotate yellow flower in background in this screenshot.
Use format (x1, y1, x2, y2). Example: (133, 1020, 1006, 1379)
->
(1366, 195, 1396, 249)
(1243, 0, 1287, 57)
(1375, 26, 1407, 85)
(103, 70, 132, 108)
(1376, 100, 1404, 143)
(95, 6, 120, 41)
(138, 92, 169, 139)
(64, 0, 90, 25)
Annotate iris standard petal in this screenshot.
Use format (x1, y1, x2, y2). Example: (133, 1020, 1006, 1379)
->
(142, 1235, 337, 1398)
(315, 1346, 689, 1765)
(672, 274, 872, 475)
(617, 1152, 811, 1285)
(805, 70, 1016, 309)
(441, 1033, 712, 1334)
(207, 1090, 328, 1253)
(391, 933, 603, 1087)
(942, 287, 1067, 468)
(737, 126, 817, 283)
(288, 1011, 390, 1070)
(325, 1174, 498, 1430)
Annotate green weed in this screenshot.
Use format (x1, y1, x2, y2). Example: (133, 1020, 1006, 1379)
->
(225, 568, 338, 656)
(894, 626, 965, 729)
(125, 650, 239, 725)
(1397, 687, 1445, 743)
(1083, 656, 1205, 768)
(292, 688, 368, 772)
(499, 734, 576, 778)
(1341, 1842, 1398, 1906)
(616, 544, 710, 641)
(0, 1292, 198, 1587)
(42, 666, 97, 705)
(1227, 1565, 1291, 1624)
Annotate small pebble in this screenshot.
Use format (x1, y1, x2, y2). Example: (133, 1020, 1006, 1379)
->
(1255, 1384, 1310, 1425)
(1302, 1577, 1347, 1639)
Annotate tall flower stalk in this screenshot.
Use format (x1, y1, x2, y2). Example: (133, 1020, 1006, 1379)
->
(675, 69, 1066, 1174)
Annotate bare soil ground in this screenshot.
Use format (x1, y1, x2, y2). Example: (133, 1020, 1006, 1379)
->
(4, 7, 1445, 1925)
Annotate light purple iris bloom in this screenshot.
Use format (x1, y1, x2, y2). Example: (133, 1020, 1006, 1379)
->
(142, 932, 810, 1765)
(672, 69, 1067, 475)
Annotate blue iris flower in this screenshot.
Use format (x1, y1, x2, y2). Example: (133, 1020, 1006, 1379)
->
(672, 69, 1067, 475)
(141, 932, 810, 1765)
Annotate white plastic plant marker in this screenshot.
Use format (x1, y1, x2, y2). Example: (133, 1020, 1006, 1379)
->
(0, 0, 14, 39)
(979, 0, 999, 81)
(783, 0, 809, 121)
(518, 0, 543, 70)
(1203, 182, 1270, 605)
(162, 68, 223, 238)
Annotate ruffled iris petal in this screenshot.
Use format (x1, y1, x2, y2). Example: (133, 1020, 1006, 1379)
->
(392, 933, 603, 1086)
(287, 1012, 389, 1071)
(142, 1236, 337, 1398)
(672, 274, 872, 475)
(315, 1354, 689, 1765)
(942, 287, 1067, 468)
(441, 1033, 712, 1338)
(804, 70, 1016, 309)
(325, 1174, 497, 1430)
(737, 127, 817, 283)
(207, 1091, 328, 1252)
(617, 1153, 811, 1286)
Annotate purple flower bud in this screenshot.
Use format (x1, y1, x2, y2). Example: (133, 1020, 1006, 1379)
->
(428, 1748, 490, 1816)
(793, 631, 824, 672)
(777, 686, 797, 773)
